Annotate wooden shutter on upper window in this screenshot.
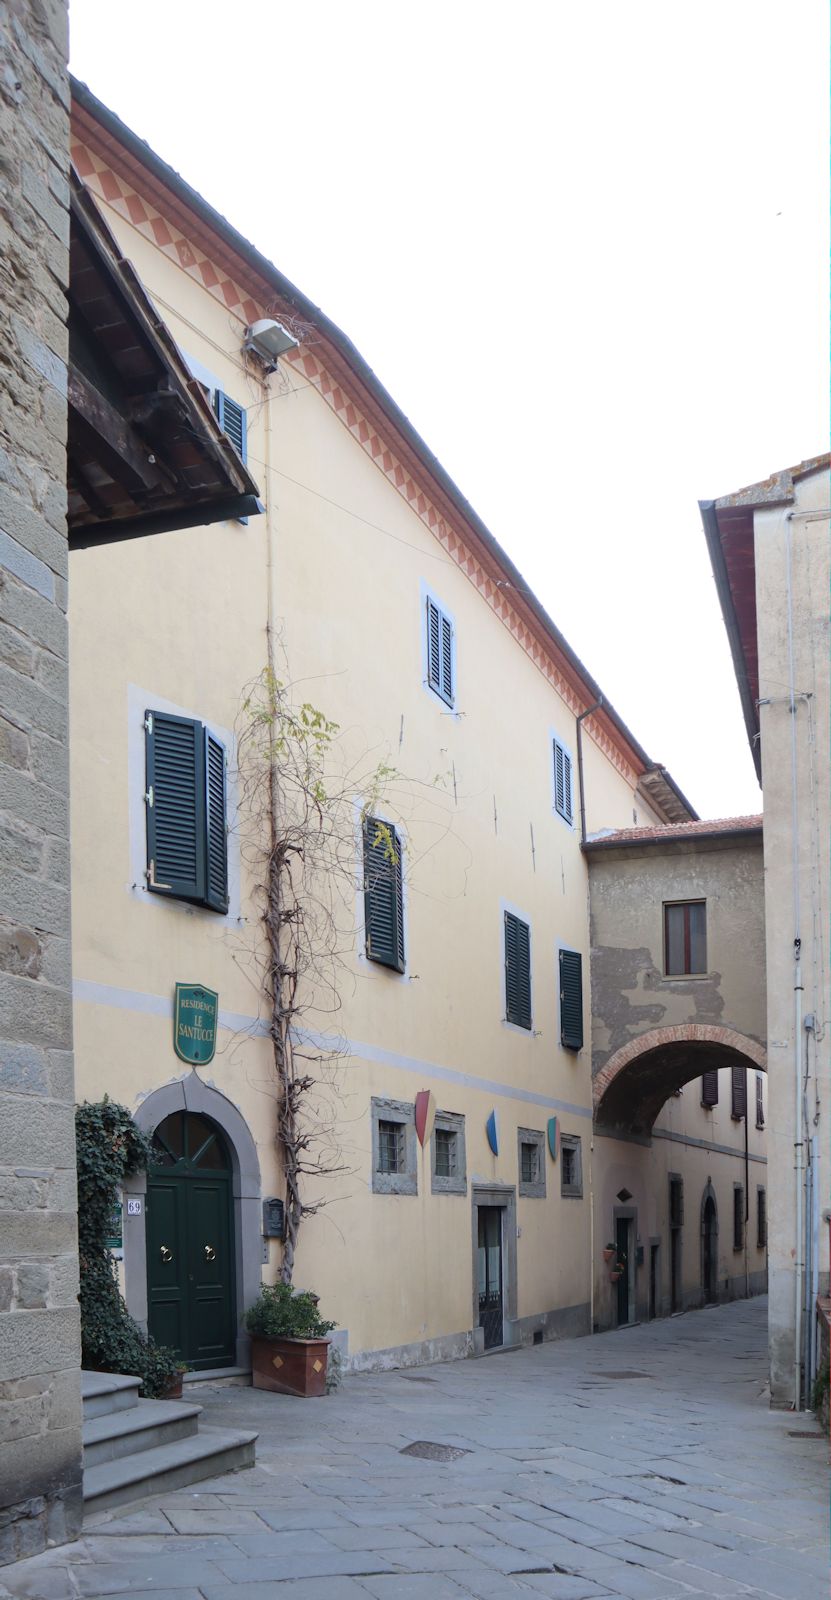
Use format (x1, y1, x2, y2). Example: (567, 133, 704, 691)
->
(559, 948, 583, 1050)
(755, 1073, 765, 1127)
(363, 818, 404, 971)
(214, 390, 248, 523)
(205, 732, 229, 912)
(731, 1064, 747, 1119)
(504, 911, 531, 1029)
(426, 598, 454, 705)
(553, 739, 573, 823)
(145, 710, 204, 902)
(701, 1069, 719, 1107)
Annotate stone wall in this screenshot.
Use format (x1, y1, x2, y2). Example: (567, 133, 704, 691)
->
(0, 0, 82, 1564)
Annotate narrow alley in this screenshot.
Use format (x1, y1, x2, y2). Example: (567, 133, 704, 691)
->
(3, 1298, 826, 1600)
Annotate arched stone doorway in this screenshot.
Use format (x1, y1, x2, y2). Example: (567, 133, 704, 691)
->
(123, 1074, 262, 1368)
(593, 1024, 766, 1137)
(701, 1182, 719, 1305)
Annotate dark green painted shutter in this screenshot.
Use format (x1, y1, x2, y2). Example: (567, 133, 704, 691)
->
(426, 598, 454, 705)
(205, 732, 229, 912)
(504, 911, 531, 1029)
(553, 739, 573, 823)
(363, 817, 404, 971)
(559, 947, 583, 1049)
(701, 1069, 719, 1107)
(731, 1064, 747, 1119)
(214, 390, 248, 523)
(145, 710, 204, 902)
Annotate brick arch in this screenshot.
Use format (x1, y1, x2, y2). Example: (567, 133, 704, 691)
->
(593, 1024, 766, 1138)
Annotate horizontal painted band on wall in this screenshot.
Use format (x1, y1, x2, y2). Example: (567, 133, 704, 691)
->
(73, 976, 593, 1121)
(596, 1120, 768, 1166)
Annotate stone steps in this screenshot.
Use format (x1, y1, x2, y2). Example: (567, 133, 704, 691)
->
(81, 1370, 256, 1513)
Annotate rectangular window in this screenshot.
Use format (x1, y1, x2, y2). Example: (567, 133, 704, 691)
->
(731, 1064, 747, 1120)
(520, 1142, 537, 1184)
(144, 709, 228, 913)
(560, 1134, 582, 1197)
(504, 911, 532, 1029)
(755, 1073, 765, 1128)
(371, 1097, 417, 1195)
(757, 1187, 767, 1249)
(733, 1185, 745, 1250)
(701, 1069, 719, 1108)
(517, 1127, 545, 1197)
(431, 1111, 466, 1195)
(559, 948, 583, 1050)
(426, 595, 454, 707)
(669, 1175, 684, 1228)
(553, 737, 573, 824)
(664, 900, 707, 975)
(363, 817, 405, 972)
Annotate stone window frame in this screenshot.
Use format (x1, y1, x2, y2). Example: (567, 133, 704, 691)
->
(371, 1096, 417, 1196)
(517, 1126, 546, 1198)
(430, 1110, 467, 1196)
(560, 1133, 583, 1198)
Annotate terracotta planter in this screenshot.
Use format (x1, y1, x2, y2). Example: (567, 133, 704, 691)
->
(602, 1249, 615, 1264)
(251, 1335, 330, 1397)
(610, 1270, 623, 1282)
(163, 1374, 184, 1399)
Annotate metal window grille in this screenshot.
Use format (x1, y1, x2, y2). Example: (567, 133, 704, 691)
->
(561, 1146, 574, 1187)
(434, 1127, 456, 1178)
(378, 1120, 404, 1174)
(520, 1141, 538, 1184)
(560, 1137, 582, 1195)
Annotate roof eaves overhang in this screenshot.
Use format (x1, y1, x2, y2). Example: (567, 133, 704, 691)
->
(699, 498, 761, 780)
(70, 78, 696, 817)
(582, 822, 763, 857)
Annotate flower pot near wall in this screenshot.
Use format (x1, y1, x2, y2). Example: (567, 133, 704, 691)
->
(602, 1249, 615, 1264)
(610, 1270, 623, 1283)
(163, 1374, 184, 1400)
(251, 1335, 330, 1397)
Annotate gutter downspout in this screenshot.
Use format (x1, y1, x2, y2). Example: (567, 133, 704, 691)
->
(785, 511, 804, 1410)
(577, 700, 602, 845)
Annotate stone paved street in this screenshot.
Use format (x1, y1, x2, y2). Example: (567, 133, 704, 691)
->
(2, 1298, 827, 1600)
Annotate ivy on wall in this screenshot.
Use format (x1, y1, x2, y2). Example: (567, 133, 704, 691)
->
(75, 1098, 180, 1397)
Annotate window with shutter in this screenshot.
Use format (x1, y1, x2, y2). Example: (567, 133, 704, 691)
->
(701, 1069, 719, 1108)
(560, 1135, 582, 1197)
(669, 1175, 684, 1228)
(559, 948, 583, 1050)
(214, 390, 249, 523)
(144, 709, 228, 913)
(553, 738, 573, 824)
(757, 1187, 767, 1249)
(731, 1064, 747, 1120)
(755, 1073, 765, 1128)
(504, 911, 532, 1029)
(733, 1185, 745, 1250)
(425, 595, 454, 706)
(363, 817, 405, 972)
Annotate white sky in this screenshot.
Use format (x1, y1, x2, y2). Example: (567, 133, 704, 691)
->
(68, 0, 829, 819)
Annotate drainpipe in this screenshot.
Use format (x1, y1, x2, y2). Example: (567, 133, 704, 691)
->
(785, 511, 804, 1410)
(744, 1102, 749, 1301)
(576, 700, 602, 844)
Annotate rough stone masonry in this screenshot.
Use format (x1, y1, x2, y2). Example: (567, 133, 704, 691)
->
(0, 0, 83, 1565)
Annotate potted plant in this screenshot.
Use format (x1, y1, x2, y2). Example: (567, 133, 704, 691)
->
(602, 1243, 616, 1264)
(244, 1282, 335, 1398)
(163, 1361, 190, 1400)
(609, 1251, 627, 1282)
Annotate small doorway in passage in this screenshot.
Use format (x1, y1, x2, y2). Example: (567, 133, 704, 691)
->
(615, 1214, 633, 1326)
(648, 1241, 660, 1319)
(477, 1206, 503, 1349)
(702, 1185, 718, 1305)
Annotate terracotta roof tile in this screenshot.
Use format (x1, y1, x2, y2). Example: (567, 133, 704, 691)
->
(584, 815, 762, 850)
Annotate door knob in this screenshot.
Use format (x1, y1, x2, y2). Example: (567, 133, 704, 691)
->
(204, 1244, 216, 1262)
(160, 1245, 173, 1263)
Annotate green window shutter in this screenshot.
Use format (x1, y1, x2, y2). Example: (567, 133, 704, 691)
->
(426, 597, 454, 706)
(559, 947, 583, 1050)
(553, 739, 573, 823)
(363, 817, 405, 971)
(145, 710, 205, 903)
(504, 911, 531, 1029)
(731, 1064, 747, 1119)
(701, 1069, 719, 1107)
(214, 390, 248, 523)
(205, 731, 229, 913)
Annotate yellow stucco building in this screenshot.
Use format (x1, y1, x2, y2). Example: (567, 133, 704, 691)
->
(66, 82, 767, 1376)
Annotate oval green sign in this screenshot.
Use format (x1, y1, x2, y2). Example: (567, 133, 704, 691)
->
(174, 983, 218, 1066)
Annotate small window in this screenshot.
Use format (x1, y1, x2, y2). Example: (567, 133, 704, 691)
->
(144, 709, 228, 913)
(733, 1185, 745, 1251)
(426, 595, 454, 707)
(371, 1097, 416, 1195)
(731, 1065, 747, 1121)
(363, 817, 405, 972)
(431, 1111, 466, 1195)
(757, 1187, 767, 1249)
(518, 1127, 546, 1198)
(553, 737, 573, 824)
(504, 910, 532, 1030)
(664, 901, 707, 976)
(559, 948, 583, 1051)
(701, 1070, 719, 1108)
(560, 1134, 582, 1198)
(669, 1174, 684, 1228)
(755, 1073, 765, 1128)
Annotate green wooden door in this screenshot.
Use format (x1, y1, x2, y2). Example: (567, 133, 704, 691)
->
(146, 1112, 236, 1369)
